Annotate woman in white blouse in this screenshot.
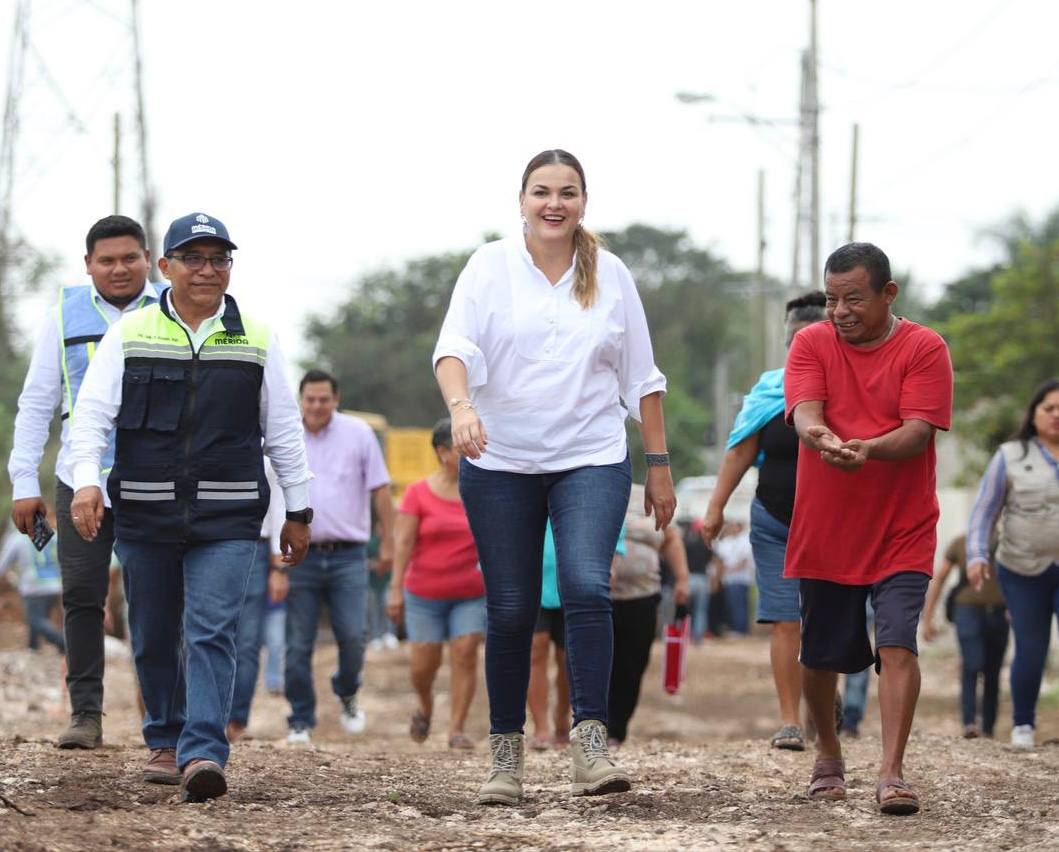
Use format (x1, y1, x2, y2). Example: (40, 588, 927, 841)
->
(433, 149, 675, 806)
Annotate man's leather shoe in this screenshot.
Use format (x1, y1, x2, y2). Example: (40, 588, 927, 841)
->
(181, 759, 227, 803)
(57, 712, 103, 749)
(143, 747, 181, 785)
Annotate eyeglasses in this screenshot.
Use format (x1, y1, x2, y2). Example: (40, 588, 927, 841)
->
(168, 253, 234, 271)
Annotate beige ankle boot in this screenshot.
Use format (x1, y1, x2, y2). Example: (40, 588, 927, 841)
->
(569, 720, 631, 796)
(477, 732, 525, 805)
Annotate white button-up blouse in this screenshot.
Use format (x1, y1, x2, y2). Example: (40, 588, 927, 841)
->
(433, 235, 667, 474)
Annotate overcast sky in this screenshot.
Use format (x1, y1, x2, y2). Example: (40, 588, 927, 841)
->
(3, 0, 1057, 363)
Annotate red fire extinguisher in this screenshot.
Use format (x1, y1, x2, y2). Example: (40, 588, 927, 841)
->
(663, 604, 690, 695)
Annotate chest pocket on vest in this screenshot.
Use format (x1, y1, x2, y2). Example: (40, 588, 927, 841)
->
(117, 364, 188, 432)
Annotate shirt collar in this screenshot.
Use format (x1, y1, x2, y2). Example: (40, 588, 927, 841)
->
(90, 282, 158, 311)
(511, 234, 576, 287)
(163, 289, 228, 334)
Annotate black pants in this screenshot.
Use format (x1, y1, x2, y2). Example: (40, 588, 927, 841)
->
(55, 480, 115, 715)
(608, 594, 659, 743)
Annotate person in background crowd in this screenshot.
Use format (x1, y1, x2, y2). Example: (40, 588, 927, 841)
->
(8, 215, 162, 749)
(286, 370, 395, 745)
(681, 519, 712, 643)
(702, 291, 827, 749)
(784, 242, 953, 815)
(388, 418, 484, 750)
(434, 149, 674, 805)
(609, 484, 689, 748)
(965, 378, 1059, 748)
(922, 533, 1008, 739)
(262, 598, 286, 696)
(68, 212, 312, 801)
(714, 521, 754, 636)
(367, 519, 399, 651)
(227, 461, 285, 742)
(0, 514, 65, 653)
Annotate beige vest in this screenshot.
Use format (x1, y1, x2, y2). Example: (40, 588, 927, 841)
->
(995, 441, 1059, 576)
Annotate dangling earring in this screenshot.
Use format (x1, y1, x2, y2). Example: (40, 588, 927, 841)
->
(522, 215, 528, 234)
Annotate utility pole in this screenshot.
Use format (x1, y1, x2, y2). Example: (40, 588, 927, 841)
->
(0, 0, 31, 360)
(791, 0, 821, 292)
(131, 0, 158, 271)
(755, 169, 769, 375)
(808, 0, 820, 285)
(848, 122, 859, 242)
(112, 113, 121, 214)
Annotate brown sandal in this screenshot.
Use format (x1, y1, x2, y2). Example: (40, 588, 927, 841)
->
(807, 757, 846, 800)
(876, 777, 920, 815)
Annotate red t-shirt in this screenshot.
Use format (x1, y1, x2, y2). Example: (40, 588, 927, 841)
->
(783, 319, 953, 585)
(399, 479, 483, 600)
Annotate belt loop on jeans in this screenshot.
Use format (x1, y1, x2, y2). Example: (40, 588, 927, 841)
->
(308, 540, 361, 553)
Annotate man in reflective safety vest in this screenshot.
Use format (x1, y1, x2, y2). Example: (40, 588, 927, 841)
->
(68, 212, 312, 802)
(8, 215, 162, 750)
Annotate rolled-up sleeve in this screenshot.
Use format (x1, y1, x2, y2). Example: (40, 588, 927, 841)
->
(432, 252, 488, 388)
(259, 332, 311, 511)
(616, 262, 666, 422)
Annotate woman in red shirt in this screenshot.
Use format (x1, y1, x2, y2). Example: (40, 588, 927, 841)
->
(388, 419, 485, 749)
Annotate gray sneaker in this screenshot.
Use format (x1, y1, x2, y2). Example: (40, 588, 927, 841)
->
(57, 712, 103, 749)
(569, 720, 631, 796)
(476, 732, 524, 806)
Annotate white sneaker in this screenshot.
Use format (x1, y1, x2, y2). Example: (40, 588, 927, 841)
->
(1011, 724, 1035, 748)
(367, 638, 384, 652)
(340, 695, 366, 734)
(287, 725, 312, 745)
(382, 633, 399, 650)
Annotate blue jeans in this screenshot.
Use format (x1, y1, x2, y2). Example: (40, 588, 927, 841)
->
(724, 584, 751, 634)
(687, 574, 709, 640)
(366, 572, 395, 641)
(24, 594, 65, 651)
(229, 540, 271, 725)
(459, 456, 631, 734)
(263, 606, 285, 692)
(953, 602, 1008, 733)
(115, 537, 258, 769)
(996, 562, 1059, 727)
(284, 545, 368, 729)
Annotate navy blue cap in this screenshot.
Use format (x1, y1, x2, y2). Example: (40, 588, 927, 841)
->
(162, 212, 238, 254)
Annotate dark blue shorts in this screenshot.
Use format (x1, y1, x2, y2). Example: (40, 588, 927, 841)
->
(799, 571, 929, 674)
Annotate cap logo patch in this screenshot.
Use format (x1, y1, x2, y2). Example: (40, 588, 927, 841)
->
(191, 224, 218, 235)
(195, 214, 210, 224)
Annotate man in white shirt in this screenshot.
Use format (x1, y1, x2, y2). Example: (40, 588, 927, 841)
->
(67, 212, 313, 802)
(7, 215, 162, 749)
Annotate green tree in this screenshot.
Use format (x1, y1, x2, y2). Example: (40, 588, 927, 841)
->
(942, 234, 1059, 455)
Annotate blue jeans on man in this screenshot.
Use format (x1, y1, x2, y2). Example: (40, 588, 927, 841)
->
(229, 540, 271, 727)
(115, 538, 258, 769)
(284, 544, 368, 729)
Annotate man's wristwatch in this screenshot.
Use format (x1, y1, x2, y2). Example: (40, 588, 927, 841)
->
(286, 508, 314, 525)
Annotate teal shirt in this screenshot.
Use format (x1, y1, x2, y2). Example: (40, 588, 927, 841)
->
(540, 520, 626, 610)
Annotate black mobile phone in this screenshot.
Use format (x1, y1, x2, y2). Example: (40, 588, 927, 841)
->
(31, 512, 54, 552)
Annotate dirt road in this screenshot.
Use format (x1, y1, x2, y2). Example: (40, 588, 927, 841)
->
(1, 619, 1058, 851)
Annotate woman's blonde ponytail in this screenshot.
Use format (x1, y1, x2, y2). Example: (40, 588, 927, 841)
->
(572, 224, 601, 309)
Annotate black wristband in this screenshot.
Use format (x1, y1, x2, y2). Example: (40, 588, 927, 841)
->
(645, 452, 670, 467)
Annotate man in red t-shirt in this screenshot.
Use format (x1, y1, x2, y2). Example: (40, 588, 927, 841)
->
(784, 242, 953, 816)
